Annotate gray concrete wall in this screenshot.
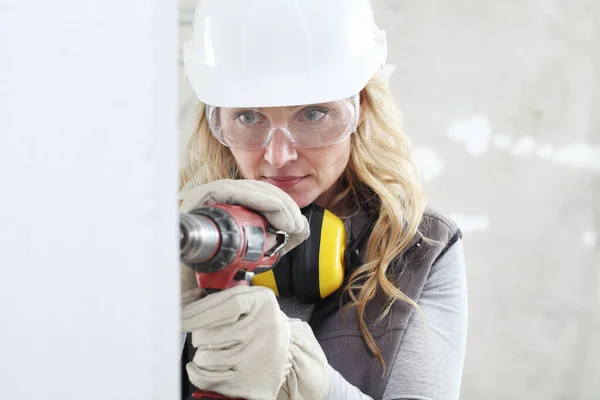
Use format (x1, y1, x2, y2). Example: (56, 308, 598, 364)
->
(374, 2, 600, 399)
(178, 1, 600, 398)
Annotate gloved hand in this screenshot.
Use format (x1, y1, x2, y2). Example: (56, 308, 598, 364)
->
(179, 179, 309, 255)
(178, 178, 310, 296)
(181, 285, 331, 400)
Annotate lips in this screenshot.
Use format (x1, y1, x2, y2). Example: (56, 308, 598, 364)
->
(264, 175, 306, 189)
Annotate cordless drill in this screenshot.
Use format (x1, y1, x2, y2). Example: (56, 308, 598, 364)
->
(179, 203, 289, 400)
(180, 203, 289, 292)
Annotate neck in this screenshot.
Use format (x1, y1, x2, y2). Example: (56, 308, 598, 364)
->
(315, 180, 356, 219)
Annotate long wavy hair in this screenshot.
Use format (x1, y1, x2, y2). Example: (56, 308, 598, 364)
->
(179, 75, 426, 371)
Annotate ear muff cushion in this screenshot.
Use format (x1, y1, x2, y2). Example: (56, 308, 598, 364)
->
(270, 252, 294, 297)
(292, 204, 323, 304)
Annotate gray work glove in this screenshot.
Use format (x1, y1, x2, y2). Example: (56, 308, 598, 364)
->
(181, 285, 331, 400)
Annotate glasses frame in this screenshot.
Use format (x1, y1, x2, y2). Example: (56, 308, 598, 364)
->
(205, 93, 361, 150)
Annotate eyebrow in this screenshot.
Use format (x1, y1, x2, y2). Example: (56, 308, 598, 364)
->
(258, 103, 330, 111)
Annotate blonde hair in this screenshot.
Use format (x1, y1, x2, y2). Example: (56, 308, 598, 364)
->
(180, 75, 426, 371)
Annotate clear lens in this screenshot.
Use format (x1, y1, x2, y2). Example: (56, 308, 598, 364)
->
(206, 94, 359, 150)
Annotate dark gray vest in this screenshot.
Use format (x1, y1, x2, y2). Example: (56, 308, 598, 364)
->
(308, 209, 461, 399)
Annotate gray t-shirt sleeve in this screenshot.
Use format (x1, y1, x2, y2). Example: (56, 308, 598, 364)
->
(325, 238, 468, 400)
(382, 238, 468, 400)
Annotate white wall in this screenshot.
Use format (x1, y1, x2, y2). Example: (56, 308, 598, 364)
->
(0, 1, 180, 399)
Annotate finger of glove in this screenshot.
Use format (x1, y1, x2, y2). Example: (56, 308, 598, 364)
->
(190, 323, 248, 350)
(181, 285, 275, 332)
(186, 361, 236, 384)
(186, 362, 264, 400)
(245, 180, 311, 235)
(216, 180, 300, 233)
(250, 182, 311, 236)
(179, 180, 240, 213)
(181, 179, 305, 234)
(189, 301, 285, 351)
(182, 285, 260, 331)
(244, 181, 311, 253)
(191, 345, 242, 372)
(179, 179, 285, 218)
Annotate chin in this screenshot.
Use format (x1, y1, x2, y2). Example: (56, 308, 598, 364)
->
(287, 191, 317, 209)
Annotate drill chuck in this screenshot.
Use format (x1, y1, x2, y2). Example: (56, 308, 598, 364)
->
(179, 212, 221, 265)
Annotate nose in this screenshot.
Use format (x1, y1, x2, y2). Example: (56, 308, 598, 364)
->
(263, 128, 298, 168)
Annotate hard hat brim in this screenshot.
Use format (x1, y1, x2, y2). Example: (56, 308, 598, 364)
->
(183, 45, 386, 108)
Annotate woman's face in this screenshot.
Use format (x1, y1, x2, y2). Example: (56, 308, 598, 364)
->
(226, 104, 353, 208)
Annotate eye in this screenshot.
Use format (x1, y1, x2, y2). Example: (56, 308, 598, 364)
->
(301, 108, 328, 123)
(235, 111, 262, 125)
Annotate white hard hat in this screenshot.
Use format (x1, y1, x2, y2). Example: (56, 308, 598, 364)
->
(183, 0, 391, 108)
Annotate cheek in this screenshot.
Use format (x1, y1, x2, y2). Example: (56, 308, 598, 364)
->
(308, 141, 351, 179)
(230, 149, 263, 178)
(328, 141, 351, 171)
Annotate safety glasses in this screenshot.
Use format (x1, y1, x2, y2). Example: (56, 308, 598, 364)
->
(206, 93, 360, 150)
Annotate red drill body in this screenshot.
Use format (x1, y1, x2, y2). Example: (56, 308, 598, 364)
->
(180, 204, 287, 291)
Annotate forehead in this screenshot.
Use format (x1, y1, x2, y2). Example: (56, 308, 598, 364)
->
(220, 100, 348, 118)
(226, 100, 339, 112)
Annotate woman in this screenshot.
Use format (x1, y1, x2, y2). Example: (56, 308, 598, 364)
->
(178, 0, 468, 399)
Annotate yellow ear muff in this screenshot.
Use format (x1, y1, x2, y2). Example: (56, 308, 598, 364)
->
(316, 208, 346, 299)
(252, 204, 346, 303)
